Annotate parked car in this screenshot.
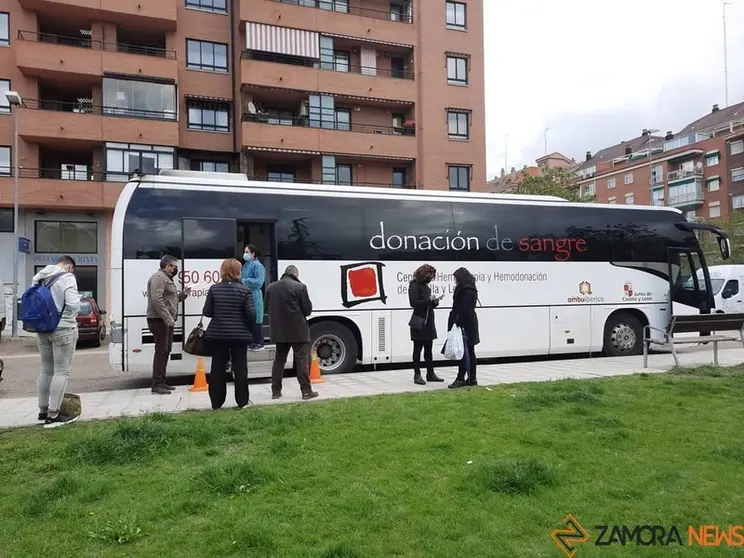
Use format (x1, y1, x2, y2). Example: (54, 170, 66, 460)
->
(76, 297, 106, 347)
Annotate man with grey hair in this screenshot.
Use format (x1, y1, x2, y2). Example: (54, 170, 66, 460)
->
(146, 255, 191, 394)
(265, 265, 318, 400)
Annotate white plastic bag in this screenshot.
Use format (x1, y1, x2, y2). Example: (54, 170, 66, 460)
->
(444, 325, 464, 361)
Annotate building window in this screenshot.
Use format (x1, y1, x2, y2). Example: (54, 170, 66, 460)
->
(607, 177, 616, 189)
(267, 167, 295, 182)
(187, 101, 230, 132)
(448, 165, 470, 190)
(581, 182, 596, 197)
(707, 177, 721, 192)
(731, 140, 744, 156)
(321, 155, 352, 185)
(685, 210, 696, 221)
(652, 188, 664, 206)
(445, 1, 466, 29)
(34, 221, 98, 254)
(0, 146, 9, 176)
(336, 164, 352, 185)
(732, 167, 744, 182)
(733, 195, 744, 210)
(0, 79, 9, 114)
(186, 39, 228, 72)
(318, 0, 349, 13)
(102, 78, 176, 120)
(624, 173, 634, 185)
(447, 111, 469, 140)
(709, 202, 721, 219)
(192, 160, 229, 173)
(393, 168, 406, 188)
(0, 208, 11, 232)
(333, 51, 350, 72)
(389, 3, 405, 21)
(105, 142, 175, 182)
(651, 165, 664, 185)
(335, 108, 351, 131)
(309, 94, 336, 129)
(625, 193, 634, 205)
(186, 0, 227, 12)
(447, 56, 468, 85)
(0, 13, 8, 47)
(706, 153, 720, 166)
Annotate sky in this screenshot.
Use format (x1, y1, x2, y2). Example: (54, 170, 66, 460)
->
(483, 0, 744, 179)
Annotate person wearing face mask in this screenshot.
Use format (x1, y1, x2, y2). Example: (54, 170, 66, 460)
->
(241, 244, 266, 351)
(146, 255, 191, 395)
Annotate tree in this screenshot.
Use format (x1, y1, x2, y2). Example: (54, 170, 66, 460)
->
(696, 211, 744, 265)
(515, 167, 589, 202)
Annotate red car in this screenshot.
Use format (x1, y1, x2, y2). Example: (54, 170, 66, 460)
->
(76, 297, 106, 347)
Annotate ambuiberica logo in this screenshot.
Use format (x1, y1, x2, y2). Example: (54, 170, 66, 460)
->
(566, 281, 605, 304)
(552, 515, 744, 556)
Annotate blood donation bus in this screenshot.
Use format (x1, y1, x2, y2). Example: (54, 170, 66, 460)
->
(108, 170, 731, 377)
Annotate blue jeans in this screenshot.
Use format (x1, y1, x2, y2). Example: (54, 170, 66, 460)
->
(456, 331, 476, 383)
(37, 328, 79, 412)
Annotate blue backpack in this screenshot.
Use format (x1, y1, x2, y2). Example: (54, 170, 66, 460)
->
(20, 272, 68, 333)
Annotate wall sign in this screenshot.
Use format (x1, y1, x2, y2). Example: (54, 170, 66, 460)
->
(33, 254, 99, 265)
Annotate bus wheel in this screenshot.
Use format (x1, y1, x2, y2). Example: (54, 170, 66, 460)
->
(310, 322, 358, 374)
(603, 313, 642, 356)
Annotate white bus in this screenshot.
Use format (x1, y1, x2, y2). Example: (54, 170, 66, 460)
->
(108, 170, 731, 377)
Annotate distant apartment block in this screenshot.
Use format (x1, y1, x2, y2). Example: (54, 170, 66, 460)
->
(489, 151, 576, 193)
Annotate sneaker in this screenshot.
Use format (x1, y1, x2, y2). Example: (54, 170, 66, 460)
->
(43, 412, 79, 429)
(249, 344, 265, 352)
(301, 391, 319, 401)
(151, 386, 171, 395)
(38, 411, 48, 422)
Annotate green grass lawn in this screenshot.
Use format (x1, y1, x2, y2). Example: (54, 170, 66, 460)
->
(1, 365, 744, 557)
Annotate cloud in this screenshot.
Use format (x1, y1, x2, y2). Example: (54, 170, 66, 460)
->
(484, 0, 744, 178)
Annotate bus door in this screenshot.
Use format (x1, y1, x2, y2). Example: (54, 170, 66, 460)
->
(237, 220, 277, 377)
(667, 247, 712, 315)
(180, 218, 237, 367)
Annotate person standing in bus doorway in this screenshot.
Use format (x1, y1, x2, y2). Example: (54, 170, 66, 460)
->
(241, 244, 266, 351)
(409, 264, 444, 385)
(264, 265, 319, 401)
(146, 255, 191, 395)
(203, 258, 255, 410)
(447, 267, 480, 389)
(32, 255, 81, 428)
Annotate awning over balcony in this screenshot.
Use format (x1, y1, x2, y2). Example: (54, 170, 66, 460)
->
(246, 22, 319, 59)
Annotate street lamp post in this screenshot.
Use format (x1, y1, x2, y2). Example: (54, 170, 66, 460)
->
(5, 91, 23, 338)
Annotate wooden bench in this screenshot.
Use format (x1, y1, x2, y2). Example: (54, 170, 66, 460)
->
(643, 313, 744, 368)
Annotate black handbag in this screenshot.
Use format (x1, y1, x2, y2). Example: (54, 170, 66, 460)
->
(183, 316, 211, 356)
(408, 306, 430, 331)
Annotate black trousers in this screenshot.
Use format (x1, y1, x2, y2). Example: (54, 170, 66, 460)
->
(251, 323, 263, 346)
(208, 341, 249, 409)
(147, 318, 173, 388)
(412, 340, 434, 376)
(272, 342, 312, 396)
(455, 344, 477, 383)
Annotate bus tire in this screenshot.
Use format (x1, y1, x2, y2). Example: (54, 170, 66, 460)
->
(603, 312, 643, 357)
(310, 321, 358, 375)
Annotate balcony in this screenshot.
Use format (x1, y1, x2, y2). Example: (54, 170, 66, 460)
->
(16, 31, 178, 81)
(17, 99, 179, 146)
(0, 168, 124, 209)
(243, 0, 414, 45)
(667, 168, 703, 184)
(242, 114, 415, 159)
(18, 0, 177, 29)
(668, 183, 704, 208)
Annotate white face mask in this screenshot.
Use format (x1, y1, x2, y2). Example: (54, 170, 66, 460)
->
(244, 252, 252, 261)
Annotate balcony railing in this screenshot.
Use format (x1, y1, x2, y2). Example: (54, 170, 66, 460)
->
(268, 0, 413, 23)
(22, 98, 177, 122)
(241, 50, 414, 80)
(17, 30, 177, 60)
(667, 168, 703, 182)
(668, 185, 704, 207)
(247, 173, 415, 188)
(651, 198, 665, 207)
(242, 113, 415, 136)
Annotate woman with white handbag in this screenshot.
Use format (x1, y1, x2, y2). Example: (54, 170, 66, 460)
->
(447, 267, 480, 389)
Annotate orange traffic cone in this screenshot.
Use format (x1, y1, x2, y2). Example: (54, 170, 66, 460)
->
(309, 350, 324, 384)
(189, 357, 209, 392)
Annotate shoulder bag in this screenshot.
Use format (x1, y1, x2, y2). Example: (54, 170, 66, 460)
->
(183, 315, 211, 356)
(409, 305, 430, 331)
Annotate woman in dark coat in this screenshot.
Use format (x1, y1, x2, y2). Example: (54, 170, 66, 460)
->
(408, 264, 444, 385)
(447, 267, 480, 389)
(202, 258, 256, 410)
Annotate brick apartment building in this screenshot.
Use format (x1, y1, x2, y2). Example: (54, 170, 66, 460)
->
(575, 102, 744, 223)
(488, 151, 576, 193)
(0, 0, 486, 314)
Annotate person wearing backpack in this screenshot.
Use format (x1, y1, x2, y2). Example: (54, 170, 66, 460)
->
(23, 255, 81, 428)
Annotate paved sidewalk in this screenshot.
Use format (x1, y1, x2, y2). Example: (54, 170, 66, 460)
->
(2, 347, 743, 429)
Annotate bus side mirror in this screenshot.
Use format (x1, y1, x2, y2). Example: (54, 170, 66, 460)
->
(718, 237, 731, 260)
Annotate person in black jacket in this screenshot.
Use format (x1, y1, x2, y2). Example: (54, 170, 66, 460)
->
(202, 258, 256, 410)
(409, 264, 444, 385)
(447, 267, 480, 389)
